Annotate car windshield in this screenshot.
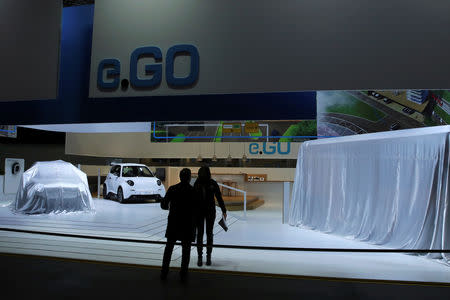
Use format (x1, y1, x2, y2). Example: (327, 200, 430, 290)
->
(122, 166, 154, 177)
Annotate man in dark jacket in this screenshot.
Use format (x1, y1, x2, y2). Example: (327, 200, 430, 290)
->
(194, 166, 227, 267)
(160, 168, 196, 280)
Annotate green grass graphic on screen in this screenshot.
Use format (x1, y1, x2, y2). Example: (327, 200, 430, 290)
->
(214, 121, 223, 142)
(434, 105, 450, 124)
(170, 133, 185, 142)
(325, 92, 385, 122)
(279, 121, 317, 142)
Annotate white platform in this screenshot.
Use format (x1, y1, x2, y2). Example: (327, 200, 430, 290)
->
(0, 199, 449, 283)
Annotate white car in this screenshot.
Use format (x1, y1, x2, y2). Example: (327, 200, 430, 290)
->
(103, 163, 165, 203)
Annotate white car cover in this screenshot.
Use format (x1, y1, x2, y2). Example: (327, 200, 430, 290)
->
(14, 160, 95, 214)
(289, 125, 450, 262)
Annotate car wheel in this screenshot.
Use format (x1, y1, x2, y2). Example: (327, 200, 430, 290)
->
(117, 187, 125, 203)
(103, 184, 109, 199)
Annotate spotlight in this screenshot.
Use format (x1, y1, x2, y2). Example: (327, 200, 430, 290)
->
(226, 144, 232, 161)
(212, 143, 218, 162)
(197, 144, 203, 162)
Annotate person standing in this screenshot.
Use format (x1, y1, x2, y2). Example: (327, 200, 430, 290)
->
(194, 166, 227, 266)
(160, 168, 196, 280)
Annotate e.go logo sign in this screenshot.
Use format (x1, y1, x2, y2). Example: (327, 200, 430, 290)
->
(249, 142, 291, 155)
(97, 44, 199, 90)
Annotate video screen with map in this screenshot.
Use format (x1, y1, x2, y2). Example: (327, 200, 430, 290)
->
(152, 89, 449, 143)
(151, 120, 317, 143)
(317, 90, 449, 137)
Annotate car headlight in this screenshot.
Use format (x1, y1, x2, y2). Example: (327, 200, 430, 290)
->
(157, 180, 161, 186)
(127, 180, 134, 186)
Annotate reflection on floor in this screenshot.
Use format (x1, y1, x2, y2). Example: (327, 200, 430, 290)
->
(0, 199, 449, 283)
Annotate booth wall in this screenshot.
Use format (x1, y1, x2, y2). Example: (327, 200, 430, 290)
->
(147, 167, 294, 188)
(0, 5, 316, 125)
(65, 132, 300, 159)
(167, 167, 294, 208)
(245, 182, 284, 209)
(91, 0, 450, 92)
(80, 165, 293, 207)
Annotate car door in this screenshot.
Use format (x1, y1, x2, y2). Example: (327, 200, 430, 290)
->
(108, 166, 120, 193)
(113, 165, 122, 192)
(105, 166, 114, 193)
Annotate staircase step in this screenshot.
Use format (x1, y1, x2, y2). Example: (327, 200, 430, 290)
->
(225, 199, 265, 211)
(222, 196, 259, 205)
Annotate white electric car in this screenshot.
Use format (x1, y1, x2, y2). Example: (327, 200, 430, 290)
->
(103, 163, 165, 203)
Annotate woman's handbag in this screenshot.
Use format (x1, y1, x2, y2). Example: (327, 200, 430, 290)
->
(218, 214, 228, 231)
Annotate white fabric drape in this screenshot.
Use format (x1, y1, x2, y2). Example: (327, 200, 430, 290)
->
(289, 126, 450, 262)
(14, 160, 95, 214)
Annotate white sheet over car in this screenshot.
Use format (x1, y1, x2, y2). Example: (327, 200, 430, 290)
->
(14, 160, 95, 214)
(289, 125, 450, 262)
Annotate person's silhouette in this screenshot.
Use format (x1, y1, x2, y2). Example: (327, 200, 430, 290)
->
(160, 168, 196, 280)
(194, 166, 227, 266)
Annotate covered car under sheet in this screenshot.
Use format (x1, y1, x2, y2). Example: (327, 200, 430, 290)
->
(14, 160, 95, 214)
(289, 125, 450, 263)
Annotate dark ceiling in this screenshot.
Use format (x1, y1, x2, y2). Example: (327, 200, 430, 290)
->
(63, 0, 94, 6)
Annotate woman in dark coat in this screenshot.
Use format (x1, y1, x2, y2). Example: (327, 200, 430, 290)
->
(194, 166, 227, 266)
(160, 168, 196, 280)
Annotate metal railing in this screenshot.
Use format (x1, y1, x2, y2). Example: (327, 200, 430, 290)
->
(217, 182, 247, 219)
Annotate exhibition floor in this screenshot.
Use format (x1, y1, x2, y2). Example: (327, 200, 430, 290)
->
(0, 199, 449, 283)
(3, 255, 450, 300)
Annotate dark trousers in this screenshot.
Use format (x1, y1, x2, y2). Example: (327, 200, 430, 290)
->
(196, 213, 216, 257)
(161, 239, 192, 275)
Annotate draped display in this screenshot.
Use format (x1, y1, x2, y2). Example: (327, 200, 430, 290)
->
(289, 126, 450, 262)
(14, 160, 95, 214)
